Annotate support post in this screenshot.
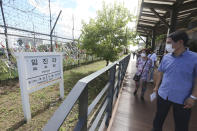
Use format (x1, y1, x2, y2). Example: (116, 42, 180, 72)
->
(17, 54, 31, 122)
(116, 63, 122, 98)
(49, 0, 52, 51)
(0, 0, 10, 61)
(78, 86, 88, 131)
(105, 66, 116, 127)
(146, 36, 149, 48)
(50, 10, 62, 52)
(168, 5, 177, 34)
(72, 14, 74, 41)
(59, 54, 64, 99)
(151, 29, 155, 51)
(167, 0, 184, 34)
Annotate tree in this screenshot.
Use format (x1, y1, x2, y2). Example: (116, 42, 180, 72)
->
(80, 2, 135, 65)
(37, 44, 48, 52)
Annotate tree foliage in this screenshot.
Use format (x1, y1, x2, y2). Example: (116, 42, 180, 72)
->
(80, 2, 136, 64)
(156, 34, 166, 43)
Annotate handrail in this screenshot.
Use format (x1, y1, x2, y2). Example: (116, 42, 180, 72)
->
(43, 54, 130, 131)
(88, 82, 110, 116)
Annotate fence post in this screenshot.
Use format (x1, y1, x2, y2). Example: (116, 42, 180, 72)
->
(50, 10, 62, 52)
(126, 55, 130, 70)
(78, 51, 80, 66)
(78, 86, 88, 131)
(121, 59, 125, 81)
(105, 65, 116, 127)
(116, 62, 122, 97)
(0, 0, 10, 61)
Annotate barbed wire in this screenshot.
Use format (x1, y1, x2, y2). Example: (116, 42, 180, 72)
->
(1, 0, 51, 34)
(1, 0, 81, 38)
(0, 0, 82, 56)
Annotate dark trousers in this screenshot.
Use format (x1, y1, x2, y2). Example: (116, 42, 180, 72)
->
(152, 95, 191, 131)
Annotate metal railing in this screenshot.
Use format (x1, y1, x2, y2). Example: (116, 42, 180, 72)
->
(43, 54, 130, 131)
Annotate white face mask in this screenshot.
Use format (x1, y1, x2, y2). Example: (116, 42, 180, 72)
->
(141, 53, 146, 57)
(166, 44, 175, 53)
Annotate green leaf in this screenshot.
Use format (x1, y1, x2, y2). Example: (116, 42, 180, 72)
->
(80, 1, 137, 62)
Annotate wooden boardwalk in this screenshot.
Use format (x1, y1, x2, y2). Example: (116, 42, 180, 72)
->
(107, 57, 197, 131)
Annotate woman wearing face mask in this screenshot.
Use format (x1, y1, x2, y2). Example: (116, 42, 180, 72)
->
(134, 49, 152, 100)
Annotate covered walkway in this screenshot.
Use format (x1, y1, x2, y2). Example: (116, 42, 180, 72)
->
(108, 56, 197, 131)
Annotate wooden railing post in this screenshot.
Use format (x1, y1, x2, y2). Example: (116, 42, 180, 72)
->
(105, 65, 116, 127)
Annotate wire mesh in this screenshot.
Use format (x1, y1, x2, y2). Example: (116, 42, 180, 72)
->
(0, 0, 80, 53)
(0, 0, 102, 79)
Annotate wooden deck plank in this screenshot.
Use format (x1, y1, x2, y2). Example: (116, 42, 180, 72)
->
(108, 57, 197, 131)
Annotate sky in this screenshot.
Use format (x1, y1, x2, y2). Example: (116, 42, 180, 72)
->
(0, 0, 139, 49)
(29, 0, 139, 39)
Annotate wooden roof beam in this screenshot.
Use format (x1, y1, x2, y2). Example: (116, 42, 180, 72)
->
(178, 8, 197, 16)
(138, 19, 158, 25)
(176, 0, 185, 6)
(139, 35, 146, 43)
(143, 2, 172, 11)
(137, 28, 152, 34)
(139, 34, 148, 37)
(179, 1, 197, 12)
(178, 11, 197, 24)
(142, 11, 165, 16)
(137, 31, 153, 38)
(137, 30, 148, 35)
(145, 0, 176, 2)
(138, 25, 154, 30)
(137, 27, 152, 32)
(141, 13, 161, 18)
(137, 29, 152, 35)
(150, 8, 170, 28)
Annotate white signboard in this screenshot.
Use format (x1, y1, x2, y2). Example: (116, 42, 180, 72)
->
(16, 52, 64, 122)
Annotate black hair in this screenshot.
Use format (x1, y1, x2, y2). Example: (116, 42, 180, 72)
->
(141, 49, 149, 54)
(167, 30, 189, 46)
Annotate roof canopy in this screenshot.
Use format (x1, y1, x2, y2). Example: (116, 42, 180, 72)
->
(136, 0, 197, 37)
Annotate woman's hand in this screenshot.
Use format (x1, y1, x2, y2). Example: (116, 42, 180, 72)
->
(153, 87, 158, 92)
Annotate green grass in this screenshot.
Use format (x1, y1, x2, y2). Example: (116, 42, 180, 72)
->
(0, 60, 108, 131)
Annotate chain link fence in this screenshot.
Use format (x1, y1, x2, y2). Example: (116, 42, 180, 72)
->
(0, 0, 101, 80)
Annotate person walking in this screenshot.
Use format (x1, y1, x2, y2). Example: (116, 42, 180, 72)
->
(133, 51, 136, 59)
(151, 30, 197, 131)
(133, 49, 152, 100)
(148, 49, 157, 82)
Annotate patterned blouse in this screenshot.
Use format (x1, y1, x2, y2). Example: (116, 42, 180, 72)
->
(136, 57, 152, 81)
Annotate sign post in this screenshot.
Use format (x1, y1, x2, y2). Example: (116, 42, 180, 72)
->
(16, 52, 64, 122)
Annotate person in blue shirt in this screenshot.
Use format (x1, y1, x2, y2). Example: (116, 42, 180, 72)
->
(151, 30, 197, 131)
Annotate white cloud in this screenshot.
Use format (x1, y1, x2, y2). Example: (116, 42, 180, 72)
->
(29, 0, 139, 39)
